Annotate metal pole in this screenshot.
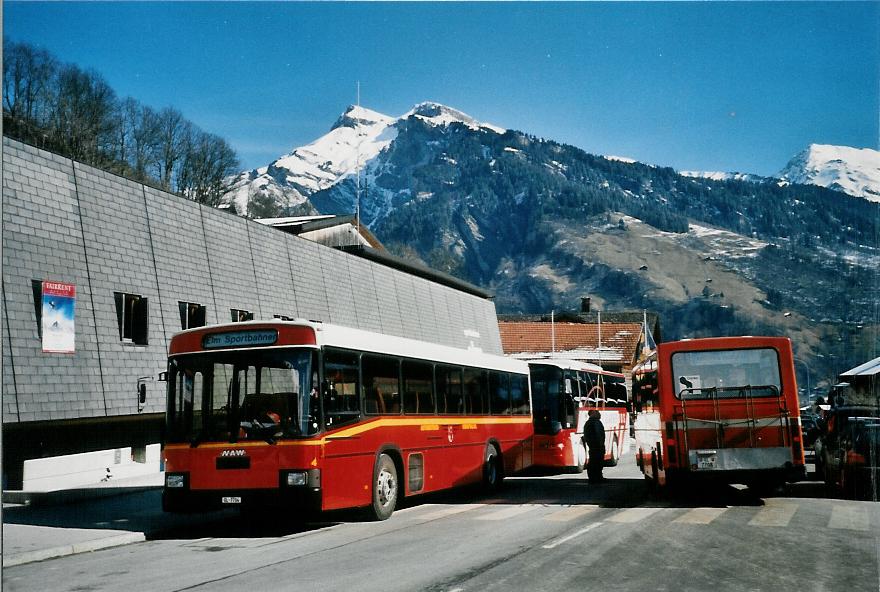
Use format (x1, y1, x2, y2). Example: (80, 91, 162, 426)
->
(794, 357, 811, 407)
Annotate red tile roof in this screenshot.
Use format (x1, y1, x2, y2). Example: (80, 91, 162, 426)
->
(498, 321, 644, 367)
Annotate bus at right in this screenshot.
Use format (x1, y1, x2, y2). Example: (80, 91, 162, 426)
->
(632, 336, 806, 492)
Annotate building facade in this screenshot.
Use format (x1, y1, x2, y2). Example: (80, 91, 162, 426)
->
(1, 138, 502, 487)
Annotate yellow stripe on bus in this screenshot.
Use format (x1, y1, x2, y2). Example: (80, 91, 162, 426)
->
(164, 416, 531, 450)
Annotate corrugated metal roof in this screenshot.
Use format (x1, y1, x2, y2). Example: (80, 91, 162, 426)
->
(841, 356, 880, 378)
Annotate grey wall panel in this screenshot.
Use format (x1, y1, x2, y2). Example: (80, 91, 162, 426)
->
(144, 187, 217, 334)
(74, 163, 167, 415)
(287, 237, 330, 321)
(346, 257, 382, 333)
(201, 206, 262, 320)
(1, 140, 105, 421)
(249, 220, 297, 320)
(391, 273, 426, 342)
(2, 287, 20, 420)
(371, 262, 405, 338)
(320, 247, 359, 328)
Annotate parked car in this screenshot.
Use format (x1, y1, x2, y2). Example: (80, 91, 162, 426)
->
(815, 406, 880, 499)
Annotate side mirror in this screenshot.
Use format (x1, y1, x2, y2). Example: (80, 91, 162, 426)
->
(136, 376, 152, 413)
(158, 371, 168, 382)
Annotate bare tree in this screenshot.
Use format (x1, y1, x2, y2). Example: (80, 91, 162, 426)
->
(50, 63, 117, 163)
(177, 128, 239, 207)
(129, 102, 161, 182)
(3, 39, 58, 140)
(155, 106, 186, 191)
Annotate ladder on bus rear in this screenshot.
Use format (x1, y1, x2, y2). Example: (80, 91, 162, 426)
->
(677, 386, 790, 457)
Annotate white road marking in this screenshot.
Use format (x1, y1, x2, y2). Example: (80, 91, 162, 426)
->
(748, 500, 797, 527)
(607, 507, 664, 523)
(828, 505, 870, 531)
(542, 522, 603, 549)
(416, 504, 486, 521)
(476, 504, 538, 521)
(544, 505, 599, 522)
(673, 507, 729, 524)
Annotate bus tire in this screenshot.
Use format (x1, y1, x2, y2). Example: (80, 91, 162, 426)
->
(482, 444, 503, 491)
(576, 441, 587, 473)
(370, 453, 398, 521)
(606, 440, 619, 467)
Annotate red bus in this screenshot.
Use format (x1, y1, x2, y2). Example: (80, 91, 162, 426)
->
(161, 320, 532, 520)
(631, 336, 805, 491)
(528, 359, 630, 472)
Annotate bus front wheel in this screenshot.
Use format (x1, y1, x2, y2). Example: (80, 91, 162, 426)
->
(370, 453, 398, 521)
(482, 444, 503, 491)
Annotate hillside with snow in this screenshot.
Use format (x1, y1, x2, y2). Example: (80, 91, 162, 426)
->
(220, 101, 877, 380)
(225, 102, 505, 219)
(777, 144, 880, 203)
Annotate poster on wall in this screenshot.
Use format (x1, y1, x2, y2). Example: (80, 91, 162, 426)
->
(41, 281, 75, 353)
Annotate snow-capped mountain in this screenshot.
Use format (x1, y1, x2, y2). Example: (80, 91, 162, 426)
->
(678, 170, 768, 184)
(777, 144, 880, 203)
(225, 102, 505, 219)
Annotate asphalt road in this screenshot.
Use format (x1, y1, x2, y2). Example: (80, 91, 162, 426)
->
(4, 453, 879, 592)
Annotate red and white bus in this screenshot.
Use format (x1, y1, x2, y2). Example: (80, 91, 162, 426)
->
(631, 336, 805, 491)
(161, 320, 532, 520)
(528, 359, 630, 472)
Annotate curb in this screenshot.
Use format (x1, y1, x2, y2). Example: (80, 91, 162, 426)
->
(3, 485, 160, 507)
(3, 532, 147, 567)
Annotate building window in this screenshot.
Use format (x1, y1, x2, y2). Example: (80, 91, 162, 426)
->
(231, 309, 254, 323)
(31, 280, 43, 338)
(179, 302, 206, 330)
(114, 292, 149, 344)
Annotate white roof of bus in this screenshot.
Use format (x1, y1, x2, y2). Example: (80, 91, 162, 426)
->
(525, 359, 625, 378)
(189, 319, 528, 374)
(523, 358, 604, 372)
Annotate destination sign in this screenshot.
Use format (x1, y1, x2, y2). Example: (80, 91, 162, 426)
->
(202, 329, 277, 349)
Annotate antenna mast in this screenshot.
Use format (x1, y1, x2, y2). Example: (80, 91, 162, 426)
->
(355, 81, 361, 237)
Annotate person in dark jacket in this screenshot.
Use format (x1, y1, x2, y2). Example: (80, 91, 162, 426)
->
(583, 409, 606, 483)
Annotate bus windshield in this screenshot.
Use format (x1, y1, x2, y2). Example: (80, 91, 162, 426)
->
(671, 348, 781, 399)
(166, 349, 317, 444)
(530, 365, 576, 434)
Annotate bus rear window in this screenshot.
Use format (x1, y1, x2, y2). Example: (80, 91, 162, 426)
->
(671, 348, 781, 399)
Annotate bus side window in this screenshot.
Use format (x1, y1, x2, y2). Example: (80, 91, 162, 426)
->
(323, 349, 361, 427)
(464, 368, 488, 415)
(363, 354, 400, 415)
(489, 371, 510, 415)
(510, 374, 529, 415)
(437, 365, 464, 415)
(403, 360, 434, 415)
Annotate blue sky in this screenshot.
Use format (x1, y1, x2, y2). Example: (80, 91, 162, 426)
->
(5, 2, 878, 176)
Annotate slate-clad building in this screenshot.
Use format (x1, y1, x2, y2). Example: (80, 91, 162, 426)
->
(1, 138, 502, 487)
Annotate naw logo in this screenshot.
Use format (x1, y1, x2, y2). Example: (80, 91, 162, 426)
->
(220, 449, 247, 458)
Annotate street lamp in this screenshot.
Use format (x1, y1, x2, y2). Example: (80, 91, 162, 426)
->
(794, 357, 811, 407)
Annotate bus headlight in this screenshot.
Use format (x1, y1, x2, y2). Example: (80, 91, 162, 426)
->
(281, 469, 320, 488)
(165, 473, 186, 488)
(286, 471, 307, 486)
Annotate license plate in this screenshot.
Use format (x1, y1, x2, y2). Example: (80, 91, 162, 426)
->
(697, 455, 717, 469)
(221, 496, 242, 504)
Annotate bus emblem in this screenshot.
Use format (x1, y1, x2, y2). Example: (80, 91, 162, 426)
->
(220, 449, 247, 457)
(447, 426, 454, 443)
